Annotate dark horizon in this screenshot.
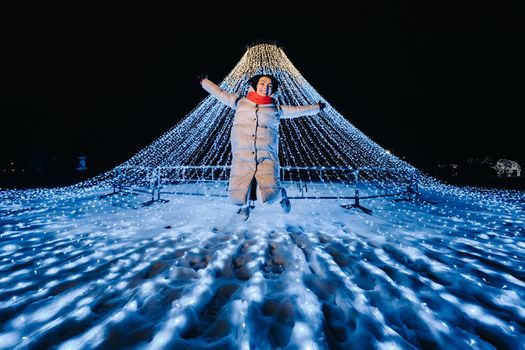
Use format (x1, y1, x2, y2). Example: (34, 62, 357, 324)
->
(1, 3, 523, 186)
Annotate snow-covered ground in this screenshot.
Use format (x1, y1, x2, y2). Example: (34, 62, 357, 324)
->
(0, 184, 524, 349)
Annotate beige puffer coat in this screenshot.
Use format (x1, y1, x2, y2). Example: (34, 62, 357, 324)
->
(201, 78, 321, 205)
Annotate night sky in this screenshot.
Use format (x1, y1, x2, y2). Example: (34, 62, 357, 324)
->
(1, 3, 523, 177)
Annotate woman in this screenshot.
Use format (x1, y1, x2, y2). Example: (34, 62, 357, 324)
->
(200, 74, 325, 220)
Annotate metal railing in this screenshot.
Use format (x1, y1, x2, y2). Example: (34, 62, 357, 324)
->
(102, 165, 420, 211)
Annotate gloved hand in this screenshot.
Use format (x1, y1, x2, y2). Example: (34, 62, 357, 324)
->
(197, 73, 207, 84)
(317, 101, 326, 110)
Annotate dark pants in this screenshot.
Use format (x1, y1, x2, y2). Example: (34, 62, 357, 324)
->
(249, 179, 257, 201)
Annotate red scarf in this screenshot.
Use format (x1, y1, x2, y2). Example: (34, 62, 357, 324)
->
(247, 91, 274, 104)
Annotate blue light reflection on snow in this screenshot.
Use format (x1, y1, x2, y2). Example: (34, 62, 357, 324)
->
(1, 187, 523, 349)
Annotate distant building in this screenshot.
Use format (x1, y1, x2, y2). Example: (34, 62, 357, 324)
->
(3, 161, 25, 174)
(76, 155, 88, 172)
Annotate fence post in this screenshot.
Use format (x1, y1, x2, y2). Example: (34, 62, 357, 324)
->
(149, 169, 155, 201)
(113, 168, 119, 194)
(157, 167, 161, 201)
(354, 169, 360, 207)
(413, 171, 420, 198)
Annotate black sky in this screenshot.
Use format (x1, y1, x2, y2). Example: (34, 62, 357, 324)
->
(1, 3, 523, 175)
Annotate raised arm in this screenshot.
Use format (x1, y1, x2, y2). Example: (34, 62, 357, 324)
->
(280, 102, 325, 119)
(200, 77, 239, 109)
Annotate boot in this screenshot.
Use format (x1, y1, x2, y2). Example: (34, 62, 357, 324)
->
(237, 205, 251, 221)
(279, 188, 291, 213)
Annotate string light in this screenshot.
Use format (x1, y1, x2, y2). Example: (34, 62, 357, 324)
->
(1, 43, 522, 212)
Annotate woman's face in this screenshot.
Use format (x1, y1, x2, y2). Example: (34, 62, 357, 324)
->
(256, 76, 273, 96)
